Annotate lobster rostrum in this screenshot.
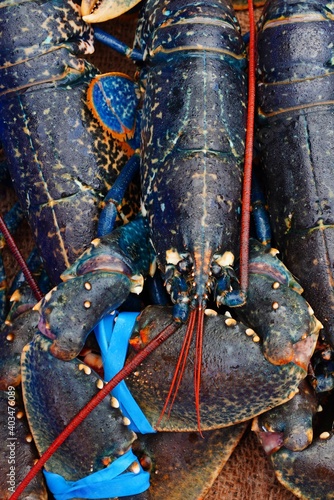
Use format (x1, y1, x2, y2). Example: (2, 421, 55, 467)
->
(252, 1, 334, 498)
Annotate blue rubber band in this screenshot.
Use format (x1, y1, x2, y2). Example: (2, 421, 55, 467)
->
(95, 312, 156, 434)
(43, 448, 150, 499)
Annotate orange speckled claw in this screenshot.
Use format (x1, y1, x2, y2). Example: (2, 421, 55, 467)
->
(82, 0, 142, 22)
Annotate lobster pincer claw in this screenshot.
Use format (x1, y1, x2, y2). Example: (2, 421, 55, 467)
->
(36, 272, 133, 361)
(252, 379, 319, 455)
(36, 215, 155, 360)
(252, 379, 334, 499)
(124, 305, 318, 432)
(21, 334, 147, 495)
(269, 432, 334, 500)
(236, 239, 323, 369)
(81, 0, 142, 22)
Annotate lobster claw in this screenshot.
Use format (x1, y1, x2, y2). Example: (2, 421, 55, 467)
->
(252, 379, 318, 455)
(36, 215, 155, 360)
(236, 240, 323, 369)
(21, 334, 138, 483)
(124, 304, 320, 432)
(81, 0, 142, 22)
(269, 432, 334, 499)
(36, 271, 134, 360)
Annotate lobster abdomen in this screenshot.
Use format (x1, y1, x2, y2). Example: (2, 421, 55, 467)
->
(0, 0, 132, 284)
(256, 0, 334, 344)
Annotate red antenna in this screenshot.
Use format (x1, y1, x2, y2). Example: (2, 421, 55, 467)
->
(0, 214, 43, 302)
(239, 0, 256, 294)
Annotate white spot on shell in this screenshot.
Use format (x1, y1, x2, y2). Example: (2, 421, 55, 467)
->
(96, 379, 104, 389)
(215, 251, 234, 267)
(166, 248, 182, 265)
(225, 317, 237, 327)
(204, 309, 217, 317)
(111, 397, 120, 408)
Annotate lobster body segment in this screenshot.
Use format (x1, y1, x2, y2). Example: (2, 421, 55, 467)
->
(136, 0, 247, 314)
(0, 0, 133, 284)
(256, 0, 334, 345)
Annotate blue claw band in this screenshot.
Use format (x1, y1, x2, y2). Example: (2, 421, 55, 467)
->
(95, 312, 156, 434)
(43, 448, 150, 499)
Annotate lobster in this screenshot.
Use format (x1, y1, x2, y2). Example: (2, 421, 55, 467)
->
(0, 0, 322, 498)
(252, 0, 334, 498)
(0, 0, 141, 497)
(34, 0, 319, 424)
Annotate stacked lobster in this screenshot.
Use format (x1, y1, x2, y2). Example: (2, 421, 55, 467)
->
(0, 0, 333, 498)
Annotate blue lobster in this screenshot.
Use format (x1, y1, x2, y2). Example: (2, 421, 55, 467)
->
(33, 0, 319, 424)
(0, 0, 324, 498)
(250, 1, 334, 498)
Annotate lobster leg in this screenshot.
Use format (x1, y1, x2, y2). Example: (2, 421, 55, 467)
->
(0, 203, 25, 321)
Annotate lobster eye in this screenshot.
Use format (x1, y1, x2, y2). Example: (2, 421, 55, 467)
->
(177, 259, 192, 274)
(211, 262, 222, 276)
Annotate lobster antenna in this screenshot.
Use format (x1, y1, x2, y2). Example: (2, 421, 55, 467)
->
(194, 308, 204, 434)
(9, 320, 180, 500)
(157, 309, 197, 425)
(239, 0, 256, 294)
(156, 308, 205, 436)
(0, 214, 43, 302)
